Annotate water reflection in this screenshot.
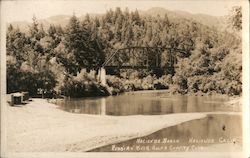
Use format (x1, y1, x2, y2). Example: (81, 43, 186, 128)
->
(101, 98, 106, 115)
(90, 114, 242, 152)
(55, 92, 240, 115)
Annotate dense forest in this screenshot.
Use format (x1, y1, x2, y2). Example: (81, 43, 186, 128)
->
(6, 7, 242, 97)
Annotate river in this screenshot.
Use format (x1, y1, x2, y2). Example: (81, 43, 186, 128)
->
(54, 91, 242, 152)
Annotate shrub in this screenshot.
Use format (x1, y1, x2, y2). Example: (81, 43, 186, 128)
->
(106, 75, 125, 93)
(172, 74, 188, 94)
(7, 63, 57, 96)
(60, 69, 110, 98)
(61, 78, 110, 98)
(141, 75, 155, 90)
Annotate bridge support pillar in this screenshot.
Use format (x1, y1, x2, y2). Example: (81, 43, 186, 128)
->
(98, 67, 106, 86)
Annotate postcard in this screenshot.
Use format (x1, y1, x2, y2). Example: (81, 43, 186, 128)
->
(0, 0, 249, 157)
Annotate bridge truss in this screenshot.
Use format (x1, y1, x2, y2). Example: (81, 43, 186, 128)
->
(102, 46, 187, 70)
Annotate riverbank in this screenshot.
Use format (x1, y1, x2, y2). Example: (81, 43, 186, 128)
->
(6, 98, 241, 152)
(124, 89, 241, 97)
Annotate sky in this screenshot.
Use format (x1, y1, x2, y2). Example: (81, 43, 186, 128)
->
(2, 0, 244, 23)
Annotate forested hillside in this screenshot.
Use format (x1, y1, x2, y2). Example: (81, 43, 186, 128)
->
(6, 7, 242, 97)
(10, 7, 227, 33)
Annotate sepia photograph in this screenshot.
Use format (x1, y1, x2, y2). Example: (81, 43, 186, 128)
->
(0, 0, 249, 157)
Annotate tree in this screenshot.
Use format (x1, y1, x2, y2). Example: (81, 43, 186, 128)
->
(29, 15, 39, 39)
(63, 14, 105, 72)
(131, 9, 140, 25)
(6, 8, 242, 96)
(163, 13, 170, 27)
(143, 23, 153, 45)
(229, 6, 242, 31)
(6, 26, 29, 63)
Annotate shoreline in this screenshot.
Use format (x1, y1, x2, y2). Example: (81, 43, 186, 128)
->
(6, 88, 241, 101)
(6, 97, 242, 152)
(82, 88, 241, 98)
(124, 89, 241, 98)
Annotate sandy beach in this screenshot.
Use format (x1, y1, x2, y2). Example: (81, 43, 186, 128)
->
(6, 98, 241, 152)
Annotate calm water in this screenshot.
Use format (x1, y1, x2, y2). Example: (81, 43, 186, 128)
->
(55, 91, 241, 115)
(91, 114, 242, 152)
(54, 91, 242, 152)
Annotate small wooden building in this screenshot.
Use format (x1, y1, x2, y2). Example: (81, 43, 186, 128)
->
(12, 93, 23, 105)
(9, 92, 29, 106)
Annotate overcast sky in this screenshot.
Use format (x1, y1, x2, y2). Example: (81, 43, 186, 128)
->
(2, 0, 243, 23)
